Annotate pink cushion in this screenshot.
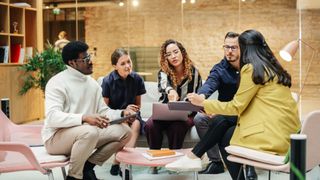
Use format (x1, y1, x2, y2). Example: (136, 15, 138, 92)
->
(225, 145, 286, 165)
(31, 147, 69, 164)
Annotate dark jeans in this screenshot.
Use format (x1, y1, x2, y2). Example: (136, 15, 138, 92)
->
(144, 117, 194, 149)
(191, 115, 245, 180)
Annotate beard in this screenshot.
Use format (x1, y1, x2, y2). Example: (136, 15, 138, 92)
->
(227, 58, 238, 62)
(226, 56, 238, 62)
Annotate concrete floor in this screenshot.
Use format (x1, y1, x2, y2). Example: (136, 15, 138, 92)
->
(1, 162, 320, 180)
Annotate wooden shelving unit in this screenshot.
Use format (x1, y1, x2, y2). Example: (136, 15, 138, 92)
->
(0, 0, 40, 64)
(0, 0, 44, 124)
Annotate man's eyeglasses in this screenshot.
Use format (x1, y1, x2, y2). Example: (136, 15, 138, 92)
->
(223, 45, 238, 52)
(76, 54, 91, 63)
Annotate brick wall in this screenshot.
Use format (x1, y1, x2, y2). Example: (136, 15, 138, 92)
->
(84, 0, 320, 100)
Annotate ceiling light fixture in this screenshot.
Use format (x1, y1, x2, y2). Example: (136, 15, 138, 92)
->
(181, 0, 186, 3)
(119, 1, 124, 6)
(190, 0, 196, 4)
(132, 0, 139, 7)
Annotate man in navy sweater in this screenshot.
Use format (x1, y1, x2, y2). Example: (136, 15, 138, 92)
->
(194, 32, 256, 179)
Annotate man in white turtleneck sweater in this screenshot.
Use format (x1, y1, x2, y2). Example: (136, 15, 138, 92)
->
(42, 41, 132, 180)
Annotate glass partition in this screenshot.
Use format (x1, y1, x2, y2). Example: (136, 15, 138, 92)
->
(43, 2, 84, 46)
(42, 0, 320, 115)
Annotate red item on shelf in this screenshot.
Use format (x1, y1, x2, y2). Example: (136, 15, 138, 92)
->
(10, 44, 21, 63)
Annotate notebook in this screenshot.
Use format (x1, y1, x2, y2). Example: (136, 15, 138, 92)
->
(152, 103, 189, 121)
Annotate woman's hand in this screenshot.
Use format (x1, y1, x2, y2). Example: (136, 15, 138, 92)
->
(187, 93, 205, 107)
(122, 109, 136, 124)
(168, 89, 179, 102)
(126, 104, 140, 112)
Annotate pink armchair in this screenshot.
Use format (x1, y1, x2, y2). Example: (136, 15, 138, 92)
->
(0, 110, 69, 180)
(225, 110, 320, 179)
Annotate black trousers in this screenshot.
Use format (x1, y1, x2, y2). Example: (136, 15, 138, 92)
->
(144, 117, 194, 149)
(191, 115, 245, 180)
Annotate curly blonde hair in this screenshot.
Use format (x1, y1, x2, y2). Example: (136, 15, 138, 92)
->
(159, 39, 193, 88)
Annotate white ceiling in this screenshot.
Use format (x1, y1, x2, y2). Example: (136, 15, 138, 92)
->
(43, 0, 320, 10)
(298, 0, 320, 9)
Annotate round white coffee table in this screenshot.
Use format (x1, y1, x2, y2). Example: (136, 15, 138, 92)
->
(116, 147, 198, 180)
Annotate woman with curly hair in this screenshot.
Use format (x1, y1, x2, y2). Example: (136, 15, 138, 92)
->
(144, 39, 202, 151)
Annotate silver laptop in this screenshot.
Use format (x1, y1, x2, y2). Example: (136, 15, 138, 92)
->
(152, 103, 189, 121)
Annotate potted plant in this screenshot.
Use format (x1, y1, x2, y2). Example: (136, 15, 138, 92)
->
(19, 43, 66, 95)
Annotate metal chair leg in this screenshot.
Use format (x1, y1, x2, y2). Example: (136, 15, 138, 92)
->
(237, 165, 244, 180)
(122, 165, 126, 180)
(122, 164, 133, 180)
(268, 170, 271, 180)
(61, 167, 67, 180)
(47, 169, 54, 180)
(193, 171, 198, 180)
(243, 165, 247, 180)
(129, 165, 133, 180)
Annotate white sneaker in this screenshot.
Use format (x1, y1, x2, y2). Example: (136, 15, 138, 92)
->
(165, 155, 202, 172)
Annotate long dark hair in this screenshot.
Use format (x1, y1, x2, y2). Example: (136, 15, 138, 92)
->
(239, 30, 291, 87)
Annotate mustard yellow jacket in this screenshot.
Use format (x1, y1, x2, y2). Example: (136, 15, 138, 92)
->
(203, 64, 300, 155)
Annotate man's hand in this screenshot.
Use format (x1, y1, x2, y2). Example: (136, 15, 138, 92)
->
(168, 89, 179, 102)
(122, 109, 136, 124)
(208, 114, 217, 118)
(187, 93, 205, 107)
(126, 104, 140, 112)
(82, 114, 109, 128)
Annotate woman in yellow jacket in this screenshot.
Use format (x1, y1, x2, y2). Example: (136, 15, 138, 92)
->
(166, 29, 301, 180)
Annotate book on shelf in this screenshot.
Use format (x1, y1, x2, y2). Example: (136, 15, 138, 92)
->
(10, 44, 21, 63)
(0, 46, 9, 63)
(25, 47, 33, 59)
(18, 48, 25, 64)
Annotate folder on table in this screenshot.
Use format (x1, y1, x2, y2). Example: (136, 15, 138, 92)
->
(168, 101, 204, 112)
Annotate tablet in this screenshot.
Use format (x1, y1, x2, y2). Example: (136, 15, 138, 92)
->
(168, 101, 204, 112)
(29, 144, 44, 147)
(109, 113, 137, 125)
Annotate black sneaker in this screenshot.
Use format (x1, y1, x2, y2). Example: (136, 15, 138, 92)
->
(119, 167, 123, 177)
(83, 161, 97, 180)
(66, 176, 81, 180)
(83, 170, 98, 180)
(149, 167, 158, 174)
(199, 161, 225, 174)
(110, 164, 120, 176)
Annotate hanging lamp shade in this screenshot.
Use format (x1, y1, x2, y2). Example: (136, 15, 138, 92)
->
(279, 40, 299, 62)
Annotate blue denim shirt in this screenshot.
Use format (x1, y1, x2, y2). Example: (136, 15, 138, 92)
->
(198, 58, 239, 102)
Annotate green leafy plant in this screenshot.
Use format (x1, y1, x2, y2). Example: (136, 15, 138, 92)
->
(291, 163, 305, 180)
(19, 43, 66, 95)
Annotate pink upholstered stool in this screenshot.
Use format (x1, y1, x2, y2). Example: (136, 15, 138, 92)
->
(116, 147, 198, 180)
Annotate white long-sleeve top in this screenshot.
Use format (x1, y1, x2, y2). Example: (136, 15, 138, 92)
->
(42, 66, 122, 143)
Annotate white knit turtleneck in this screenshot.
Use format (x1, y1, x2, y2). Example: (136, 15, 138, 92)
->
(42, 66, 122, 142)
